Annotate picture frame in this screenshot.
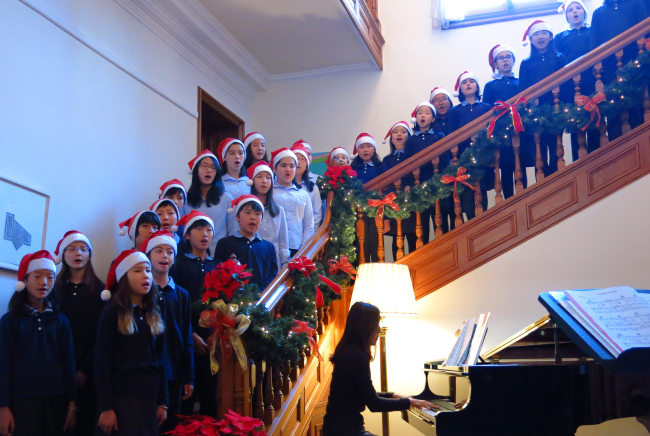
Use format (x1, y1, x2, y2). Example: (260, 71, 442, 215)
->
(0, 176, 50, 271)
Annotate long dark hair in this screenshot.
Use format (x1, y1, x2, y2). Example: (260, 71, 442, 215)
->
(244, 144, 269, 169)
(330, 302, 380, 362)
(110, 272, 164, 336)
(55, 247, 103, 296)
(251, 182, 280, 218)
(187, 156, 226, 208)
(298, 168, 315, 192)
(8, 273, 59, 317)
(351, 152, 382, 169)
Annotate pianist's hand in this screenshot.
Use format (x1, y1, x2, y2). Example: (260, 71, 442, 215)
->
(409, 398, 439, 411)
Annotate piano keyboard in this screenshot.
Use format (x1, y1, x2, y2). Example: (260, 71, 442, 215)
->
(411, 399, 459, 421)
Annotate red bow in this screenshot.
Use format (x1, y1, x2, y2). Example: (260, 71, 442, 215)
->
(328, 255, 357, 280)
(289, 257, 341, 301)
(292, 320, 322, 360)
(487, 96, 527, 138)
(645, 38, 650, 50)
(575, 92, 606, 131)
(368, 192, 401, 226)
(442, 167, 476, 203)
(200, 309, 237, 359)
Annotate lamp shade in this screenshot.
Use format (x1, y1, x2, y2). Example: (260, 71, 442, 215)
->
(349, 263, 417, 317)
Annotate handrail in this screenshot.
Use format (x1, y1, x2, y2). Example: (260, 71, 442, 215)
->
(363, 16, 650, 192)
(256, 191, 335, 311)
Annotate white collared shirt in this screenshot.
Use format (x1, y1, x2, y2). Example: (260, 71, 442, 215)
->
(273, 182, 314, 250)
(222, 174, 251, 199)
(190, 191, 235, 255)
(298, 181, 322, 228)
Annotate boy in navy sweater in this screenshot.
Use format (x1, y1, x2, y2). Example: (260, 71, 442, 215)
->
(216, 195, 278, 291)
(0, 251, 76, 436)
(169, 211, 218, 417)
(118, 210, 162, 249)
(140, 230, 194, 432)
(404, 102, 445, 244)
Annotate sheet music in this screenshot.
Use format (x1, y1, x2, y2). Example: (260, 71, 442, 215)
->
(458, 319, 477, 365)
(466, 313, 490, 365)
(565, 287, 650, 352)
(443, 320, 470, 367)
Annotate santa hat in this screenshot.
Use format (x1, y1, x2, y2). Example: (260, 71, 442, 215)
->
(271, 148, 297, 168)
(243, 132, 265, 148)
(430, 87, 452, 104)
(522, 20, 553, 46)
(176, 211, 214, 236)
(102, 250, 150, 301)
(188, 150, 218, 174)
(139, 229, 177, 255)
(411, 102, 437, 123)
(453, 71, 479, 97)
(293, 139, 312, 153)
(326, 147, 350, 166)
(489, 44, 516, 78)
(14, 250, 57, 291)
(53, 231, 92, 264)
(216, 138, 246, 165)
(157, 179, 186, 202)
(228, 194, 265, 215)
(246, 161, 274, 186)
(291, 144, 312, 163)
(558, 0, 587, 16)
(353, 133, 377, 155)
(383, 122, 413, 144)
(149, 200, 179, 232)
(118, 211, 156, 241)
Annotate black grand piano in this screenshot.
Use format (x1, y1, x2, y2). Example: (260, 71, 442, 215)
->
(402, 290, 650, 436)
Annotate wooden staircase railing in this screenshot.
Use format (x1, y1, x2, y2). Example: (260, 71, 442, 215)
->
(355, 17, 650, 279)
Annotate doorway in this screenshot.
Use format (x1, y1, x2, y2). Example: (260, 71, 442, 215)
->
(197, 87, 245, 154)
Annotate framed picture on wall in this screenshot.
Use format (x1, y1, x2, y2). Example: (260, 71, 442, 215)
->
(0, 176, 49, 271)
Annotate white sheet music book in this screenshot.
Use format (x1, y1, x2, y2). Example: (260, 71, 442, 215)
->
(465, 312, 491, 365)
(442, 319, 470, 366)
(563, 287, 650, 355)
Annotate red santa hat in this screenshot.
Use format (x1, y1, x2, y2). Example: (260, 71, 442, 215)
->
(326, 147, 350, 166)
(139, 229, 177, 255)
(271, 148, 298, 168)
(118, 211, 156, 241)
(176, 211, 215, 236)
(453, 71, 480, 97)
(411, 102, 437, 123)
(429, 87, 452, 103)
(243, 132, 265, 148)
(14, 250, 57, 291)
(216, 138, 246, 165)
(383, 121, 413, 144)
(53, 230, 92, 264)
(558, 0, 587, 16)
(291, 144, 312, 163)
(188, 150, 218, 174)
(293, 139, 312, 153)
(246, 161, 274, 186)
(353, 133, 377, 155)
(157, 179, 186, 202)
(489, 44, 516, 78)
(228, 194, 265, 215)
(102, 250, 150, 301)
(149, 199, 179, 232)
(522, 20, 553, 46)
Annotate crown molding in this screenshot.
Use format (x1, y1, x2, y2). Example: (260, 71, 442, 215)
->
(269, 62, 378, 83)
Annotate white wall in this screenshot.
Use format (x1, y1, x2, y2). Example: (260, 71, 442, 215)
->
(0, 0, 250, 313)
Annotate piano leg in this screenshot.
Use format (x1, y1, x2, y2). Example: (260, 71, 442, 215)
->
(449, 376, 456, 404)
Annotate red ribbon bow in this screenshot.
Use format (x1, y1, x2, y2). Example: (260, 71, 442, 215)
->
(487, 96, 527, 138)
(292, 320, 322, 360)
(327, 255, 357, 280)
(201, 309, 238, 359)
(575, 92, 606, 131)
(368, 192, 401, 226)
(645, 38, 650, 50)
(288, 257, 341, 307)
(441, 167, 476, 203)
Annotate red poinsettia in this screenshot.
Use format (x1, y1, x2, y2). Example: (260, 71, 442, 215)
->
(202, 260, 254, 303)
(324, 165, 357, 188)
(166, 410, 267, 436)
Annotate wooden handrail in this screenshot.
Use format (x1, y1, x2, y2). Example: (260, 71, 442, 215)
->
(363, 16, 650, 193)
(257, 191, 335, 311)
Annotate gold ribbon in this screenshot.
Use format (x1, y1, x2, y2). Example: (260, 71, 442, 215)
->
(199, 299, 250, 375)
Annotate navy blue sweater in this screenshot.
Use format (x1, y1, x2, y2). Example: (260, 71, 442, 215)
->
(157, 277, 194, 384)
(519, 51, 569, 105)
(404, 128, 446, 183)
(350, 161, 388, 184)
(483, 76, 520, 107)
(94, 304, 167, 411)
(214, 233, 278, 291)
(54, 280, 105, 377)
(555, 26, 592, 64)
(0, 308, 76, 407)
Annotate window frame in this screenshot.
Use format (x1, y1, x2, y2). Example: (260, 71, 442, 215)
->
(445, 1, 559, 30)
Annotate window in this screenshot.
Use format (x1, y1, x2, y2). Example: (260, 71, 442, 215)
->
(431, 0, 559, 30)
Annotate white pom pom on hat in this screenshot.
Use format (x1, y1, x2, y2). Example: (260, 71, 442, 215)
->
(14, 250, 57, 292)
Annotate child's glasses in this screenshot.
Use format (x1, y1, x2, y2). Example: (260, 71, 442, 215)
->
(496, 55, 513, 62)
(64, 246, 89, 253)
(432, 98, 449, 104)
(199, 163, 217, 171)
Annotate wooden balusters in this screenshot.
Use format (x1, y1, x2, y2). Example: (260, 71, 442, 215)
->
(376, 218, 385, 263)
(433, 156, 443, 238)
(450, 145, 459, 165)
(621, 110, 632, 135)
(639, 37, 646, 55)
(356, 208, 366, 265)
(415, 212, 423, 249)
(593, 62, 610, 147)
(393, 179, 402, 194)
(454, 197, 463, 227)
(282, 360, 292, 397)
(615, 49, 624, 70)
(644, 88, 650, 123)
(512, 134, 524, 193)
(395, 218, 405, 260)
(574, 74, 588, 159)
(494, 149, 503, 204)
(273, 365, 283, 412)
(551, 86, 566, 170)
(317, 306, 324, 335)
(534, 133, 544, 181)
(263, 362, 275, 425)
(298, 347, 306, 369)
(253, 358, 264, 419)
(599, 122, 609, 147)
(290, 358, 299, 382)
(474, 180, 483, 216)
(552, 86, 561, 112)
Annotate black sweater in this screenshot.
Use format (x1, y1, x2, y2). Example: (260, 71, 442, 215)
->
(158, 278, 194, 384)
(483, 76, 520, 107)
(214, 234, 278, 291)
(322, 347, 410, 435)
(94, 304, 167, 411)
(404, 129, 446, 183)
(519, 51, 568, 105)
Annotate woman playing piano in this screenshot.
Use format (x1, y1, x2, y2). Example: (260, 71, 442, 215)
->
(322, 302, 436, 436)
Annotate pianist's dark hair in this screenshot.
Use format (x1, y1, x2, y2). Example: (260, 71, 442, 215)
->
(330, 302, 380, 363)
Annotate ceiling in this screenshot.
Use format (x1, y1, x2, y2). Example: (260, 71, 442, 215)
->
(196, 0, 374, 75)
